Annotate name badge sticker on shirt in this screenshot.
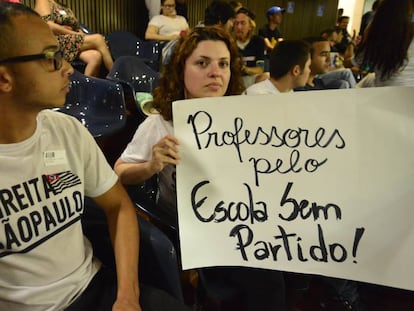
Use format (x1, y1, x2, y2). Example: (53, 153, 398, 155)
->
(43, 150, 67, 166)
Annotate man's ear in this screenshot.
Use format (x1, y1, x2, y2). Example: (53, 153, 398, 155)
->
(0, 66, 13, 92)
(291, 64, 301, 77)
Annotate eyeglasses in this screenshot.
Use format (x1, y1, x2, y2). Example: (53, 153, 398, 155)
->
(0, 50, 63, 71)
(163, 4, 175, 8)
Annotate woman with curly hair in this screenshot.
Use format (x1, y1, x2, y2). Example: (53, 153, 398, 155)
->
(355, 0, 414, 86)
(114, 26, 244, 220)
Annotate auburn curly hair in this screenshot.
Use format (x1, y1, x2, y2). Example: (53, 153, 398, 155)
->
(152, 25, 245, 121)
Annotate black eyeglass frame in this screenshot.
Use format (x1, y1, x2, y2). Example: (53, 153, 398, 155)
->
(0, 50, 63, 71)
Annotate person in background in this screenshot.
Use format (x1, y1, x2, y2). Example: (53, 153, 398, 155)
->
(145, 0, 189, 42)
(232, 7, 267, 88)
(334, 15, 353, 56)
(162, 0, 235, 68)
(245, 39, 311, 94)
(115, 26, 244, 223)
(355, 0, 414, 87)
(35, 0, 113, 77)
(295, 37, 356, 91)
(0, 3, 190, 311)
(259, 5, 285, 55)
(204, 0, 235, 31)
(359, 0, 379, 37)
(320, 27, 344, 69)
(175, 0, 187, 19)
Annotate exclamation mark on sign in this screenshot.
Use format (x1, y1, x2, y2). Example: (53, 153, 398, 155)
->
(352, 228, 365, 263)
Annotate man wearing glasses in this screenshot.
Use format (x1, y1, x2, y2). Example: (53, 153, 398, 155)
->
(0, 3, 189, 311)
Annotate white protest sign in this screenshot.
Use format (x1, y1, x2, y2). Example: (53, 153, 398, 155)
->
(173, 86, 414, 291)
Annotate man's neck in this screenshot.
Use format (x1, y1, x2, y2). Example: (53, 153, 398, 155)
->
(268, 21, 279, 30)
(307, 73, 316, 87)
(0, 103, 38, 144)
(269, 76, 293, 93)
(236, 34, 251, 45)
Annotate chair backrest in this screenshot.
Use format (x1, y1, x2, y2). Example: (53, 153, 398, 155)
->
(81, 197, 184, 302)
(59, 70, 126, 138)
(138, 217, 184, 302)
(106, 31, 163, 71)
(106, 30, 142, 59)
(106, 56, 160, 119)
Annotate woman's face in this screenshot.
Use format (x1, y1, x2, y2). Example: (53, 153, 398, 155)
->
(162, 0, 176, 16)
(183, 40, 231, 99)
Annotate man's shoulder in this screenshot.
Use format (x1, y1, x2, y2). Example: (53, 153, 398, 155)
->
(40, 109, 82, 124)
(246, 79, 278, 95)
(39, 109, 90, 135)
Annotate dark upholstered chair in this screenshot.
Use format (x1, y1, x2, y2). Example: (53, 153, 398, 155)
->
(58, 70, 126, 138)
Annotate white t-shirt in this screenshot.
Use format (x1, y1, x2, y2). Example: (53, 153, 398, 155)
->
(120, 115, 176, 212)
(148, 14, 189, 37)
(0, 110, 118, 311)
(245, 79, 280, 95)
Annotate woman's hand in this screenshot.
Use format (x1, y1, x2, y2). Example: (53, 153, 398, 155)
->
(149, 135, 180, 174)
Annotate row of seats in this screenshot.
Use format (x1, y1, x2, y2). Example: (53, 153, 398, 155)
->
(60, 43, 161, 138)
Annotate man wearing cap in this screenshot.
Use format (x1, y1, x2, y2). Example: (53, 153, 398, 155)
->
(259, 6, 285, 54)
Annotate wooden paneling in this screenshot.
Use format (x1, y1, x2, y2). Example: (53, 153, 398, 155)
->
(21, 0, 142, 36)
(20, 0, 338, 40)
(246, 0, 339, 40)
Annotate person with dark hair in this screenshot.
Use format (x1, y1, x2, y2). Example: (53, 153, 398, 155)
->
(175, 0, 187, 19)
(334, 15, 353, 55)
(356, 0, 414, 86)
(359, 0, 380, 37)
(204, 0, 235, 30)
(245, 40, 311, 94)
(161, 0, 235, 69)
(145, 0, 189, 42)
(259, 6, 286, 54)
(0, 3, 191, 311)
(295, 36, 356, 90)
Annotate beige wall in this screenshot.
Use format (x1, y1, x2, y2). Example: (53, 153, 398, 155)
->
(338, 0, 366, 35)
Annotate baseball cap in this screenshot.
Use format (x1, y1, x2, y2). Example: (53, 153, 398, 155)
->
(267, 6, 286, 16)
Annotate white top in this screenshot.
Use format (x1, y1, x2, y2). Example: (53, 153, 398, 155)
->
(148, 14, 189, 37)
(245, 79, 280, 95)
(120, 115, 176, 212)
(0, 110, 118, 311)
